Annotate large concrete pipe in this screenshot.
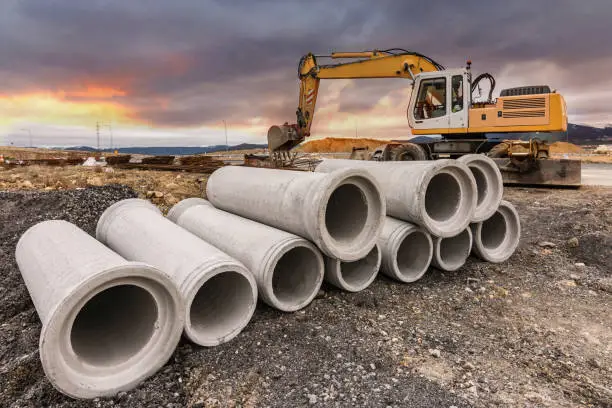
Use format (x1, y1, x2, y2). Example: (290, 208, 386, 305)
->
(15, 220, 183, 399)
(457, 154, 503, 222)
(431, 227, 473, 272)
(471, 200, 521, 263)
(206, 166, 385, 261)
(324, 243, 381, 292)
(314, 159, 476, 237)
(378, 217, 433, 283)
(167, 198, 324, 312)
(96, 199, 257, 347)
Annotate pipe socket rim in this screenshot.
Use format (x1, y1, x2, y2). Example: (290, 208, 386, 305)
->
(458, 155, 503, 222)
(383, 224, 433, 283)
(471, 200, 521, 263)
(166, 197, 212, 222)
(418, 160, 477, 237)
(180, 261, 257, 346)
(325, 243, 381, 292)
(432, 227, 473, 272)
(315, 168, 385, 261)
(39, 263, 183, 399)
(261, 237, 324, 311)
(96, 198, 161, 243)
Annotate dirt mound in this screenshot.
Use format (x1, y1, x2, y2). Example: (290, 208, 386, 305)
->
(549, 141, 584, 154)
(299, 138, 390, 153)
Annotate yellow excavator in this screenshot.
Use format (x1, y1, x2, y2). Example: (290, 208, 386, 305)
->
(267, 49, 580, 186)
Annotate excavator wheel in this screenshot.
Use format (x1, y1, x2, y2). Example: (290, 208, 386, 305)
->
(487, 142, 510, 158)
(392, 143, 428, 161)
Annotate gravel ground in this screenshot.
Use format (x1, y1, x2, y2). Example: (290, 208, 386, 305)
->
(0, 185, 610, 408)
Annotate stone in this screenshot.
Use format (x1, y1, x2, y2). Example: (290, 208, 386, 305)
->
(429, 349, 441, 358)
(538, 241, 556, 248)
(567, 237, 579, 248)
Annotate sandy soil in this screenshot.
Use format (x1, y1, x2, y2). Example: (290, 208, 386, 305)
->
(0, 170, 610, 407)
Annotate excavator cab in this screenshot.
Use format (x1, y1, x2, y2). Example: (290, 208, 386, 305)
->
(408, 69, 470, 133)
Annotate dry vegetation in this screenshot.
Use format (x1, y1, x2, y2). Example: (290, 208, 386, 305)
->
(0, 165, 206, 212)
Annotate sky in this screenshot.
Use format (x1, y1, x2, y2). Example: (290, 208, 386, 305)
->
(0, 0, 611, 147)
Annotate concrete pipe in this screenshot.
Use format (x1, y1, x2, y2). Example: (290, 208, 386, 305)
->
(97, 199, 257, 347)
(431, 227, 473, 272)
(457, 154, 503, 222)
(15, 220, 183, 399)
(167, 198, 324, 312)
(206, 166, 385, 261)
(378, 217, 433, 283)
(324, 243, 381, 292)
(314, 159, 476, 238)
(471, 200, 521, 263)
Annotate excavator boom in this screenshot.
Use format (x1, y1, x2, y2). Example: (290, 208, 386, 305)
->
(268, 49, 444, 152)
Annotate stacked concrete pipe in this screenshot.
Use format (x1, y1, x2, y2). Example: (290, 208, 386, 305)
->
(168, 198, 324, 312)
(457, 154, 503, 222)
(96, 198, 258, 346)
(15, 220, 183, 399)
(378, 217, 433, 283)
(431, 227, 473, 272)
(314, 159, 476, 237)
(206, 166, 385, 261)
(324, 243, 381, 292)
(471, 200, 521, 263)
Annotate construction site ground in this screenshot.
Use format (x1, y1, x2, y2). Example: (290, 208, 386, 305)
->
(0, 166, 610, 408)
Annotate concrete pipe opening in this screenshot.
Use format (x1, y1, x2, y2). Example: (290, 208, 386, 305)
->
(471, 200, 521, 263)
(434, 228, 472, 272)
(321, 170, 385, 261)
(395, 230, 433, 282)
(481, 212, 506, 250)
(471, 167, 488, 207)
(70, 284, 157, 367)
(272, 246, 322, 311)
(326, 243, 380, 292)
(325, 183, 368, 244)
(421, 164, 476, 237)
(340, 244, 380, 291)
(187, 270, 256, 346)
(424, 173, 461, 222)
(458, 155, 503, 222)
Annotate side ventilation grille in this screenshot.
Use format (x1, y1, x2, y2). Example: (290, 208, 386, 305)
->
(503, 97, 546, 110)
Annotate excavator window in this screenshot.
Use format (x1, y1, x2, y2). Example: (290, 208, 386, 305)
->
(452, 75, 464, 113)
(414, 78, 446, 120)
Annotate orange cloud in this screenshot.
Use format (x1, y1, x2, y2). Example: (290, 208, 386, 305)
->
(0, 91, 132, 128)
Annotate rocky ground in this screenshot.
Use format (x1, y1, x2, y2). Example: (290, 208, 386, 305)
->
(0, 178, 610, 407)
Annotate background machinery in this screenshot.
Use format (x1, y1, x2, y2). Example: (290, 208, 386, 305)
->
(267, 49, 580, 186)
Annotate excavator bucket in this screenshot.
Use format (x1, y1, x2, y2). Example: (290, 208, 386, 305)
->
(492, 158, 581, 187)
(267, 125, 303, 152)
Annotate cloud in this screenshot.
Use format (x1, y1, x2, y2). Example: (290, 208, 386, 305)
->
(0, 0, 610, 145)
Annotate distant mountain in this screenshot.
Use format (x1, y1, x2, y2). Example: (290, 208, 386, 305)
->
(567, 124, 612, 145)
(64, 143, 267, 155)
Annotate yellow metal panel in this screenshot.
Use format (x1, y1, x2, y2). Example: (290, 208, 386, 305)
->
(413, 93, 567, 134)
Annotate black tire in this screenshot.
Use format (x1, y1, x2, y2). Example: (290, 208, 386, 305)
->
(391, 143, 428, 161)
(488, 142, 510, 158)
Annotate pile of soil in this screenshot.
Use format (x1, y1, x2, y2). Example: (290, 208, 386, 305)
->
(299, 138, 390, 153)
(549, 141, 584, 154)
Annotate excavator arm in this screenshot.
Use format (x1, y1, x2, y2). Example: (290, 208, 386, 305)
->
(268, 49, 444, 152)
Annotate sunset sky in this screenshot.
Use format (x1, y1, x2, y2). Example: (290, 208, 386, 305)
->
(1, 0, 611, 147)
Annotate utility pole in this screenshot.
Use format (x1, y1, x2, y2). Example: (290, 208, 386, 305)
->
(96, 121, 100, 151)
(223, 120, 228, 152)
